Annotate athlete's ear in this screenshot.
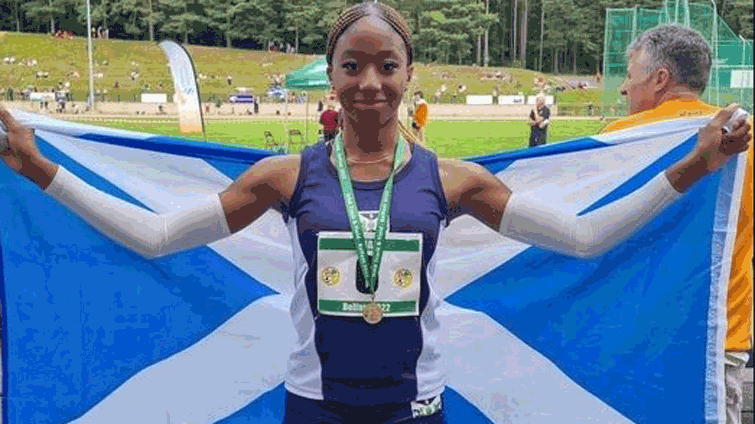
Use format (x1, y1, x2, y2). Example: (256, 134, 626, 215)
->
(406, 63, 414, 84)
(327, 65, 333, 83)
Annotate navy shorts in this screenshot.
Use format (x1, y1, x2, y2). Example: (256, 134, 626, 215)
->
(283, 391, 445, 424)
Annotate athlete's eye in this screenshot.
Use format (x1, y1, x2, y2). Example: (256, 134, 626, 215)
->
(383, 62, 398, 72)
(342, 62, 358, 71)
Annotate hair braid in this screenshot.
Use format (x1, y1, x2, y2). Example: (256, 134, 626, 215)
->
(326, 2, 420, 146)
(326, 2, 414, 68)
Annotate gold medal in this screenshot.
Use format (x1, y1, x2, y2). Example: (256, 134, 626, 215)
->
(392, 268, 414, 288)
(320, 267, 341, 287)
(362, 301, 383, 324)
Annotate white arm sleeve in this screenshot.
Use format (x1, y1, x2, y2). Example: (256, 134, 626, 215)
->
(44, 166, 232, 259)
(499, 172, 682, 259)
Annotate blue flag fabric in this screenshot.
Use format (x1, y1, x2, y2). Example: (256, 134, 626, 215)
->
(0, 111, 746, 423)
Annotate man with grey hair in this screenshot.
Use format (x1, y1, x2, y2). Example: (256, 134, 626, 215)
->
(602, 24, 753, 424)
(528, 96, 550, 148)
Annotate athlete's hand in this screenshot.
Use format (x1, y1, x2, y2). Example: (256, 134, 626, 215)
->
(0, 103, 59, 188)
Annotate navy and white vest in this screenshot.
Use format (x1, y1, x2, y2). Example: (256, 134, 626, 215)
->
(281, 141, 449, 405)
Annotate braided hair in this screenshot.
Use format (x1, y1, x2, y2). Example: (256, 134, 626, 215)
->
(326, 2, 414, 68)
(325, 2, 420, 144)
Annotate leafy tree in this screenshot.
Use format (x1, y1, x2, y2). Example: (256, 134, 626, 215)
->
(203, 0, 237, 48)
(284, 0, 329, 54)
(738, 2, 753, 38)
(726, 0, 753, 38)
(159, 0, 208, 44)
(0, 0, 26, 32)
(101, 0, 164, 40)
(22, 0, 70, 33)
(75, 0, 116, 35)
(141, 0, 163, 41)
(417, 0, 496, 65)
(228, 0, 283, 48)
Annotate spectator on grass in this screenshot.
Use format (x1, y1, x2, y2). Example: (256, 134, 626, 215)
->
(319, 103, 339, 142)
(528, 96, 550, 148)
(600, 24, 753, 424)
(55, 89, 66, 113)
(412, 90, 428, 144)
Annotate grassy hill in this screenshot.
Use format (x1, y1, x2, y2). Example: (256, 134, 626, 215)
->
(0, 31, 601, 104)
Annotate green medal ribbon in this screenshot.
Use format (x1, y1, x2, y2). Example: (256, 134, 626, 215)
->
(332, 133, 406, 297)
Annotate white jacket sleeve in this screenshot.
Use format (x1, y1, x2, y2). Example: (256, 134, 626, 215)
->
(499, 172, 682, 258)
(44, 166, 232, 259)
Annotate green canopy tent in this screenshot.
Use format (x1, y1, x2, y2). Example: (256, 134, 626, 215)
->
(284, 56, 330, 148)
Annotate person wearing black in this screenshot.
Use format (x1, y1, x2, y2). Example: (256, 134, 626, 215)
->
(528, 97, 550, 147)
(55, 89, 66, 113)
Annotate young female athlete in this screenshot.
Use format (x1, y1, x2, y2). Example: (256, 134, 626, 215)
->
(0, 3, 751, 423)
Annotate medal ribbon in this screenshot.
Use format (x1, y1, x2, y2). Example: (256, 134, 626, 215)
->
(333, 133, 405, 297)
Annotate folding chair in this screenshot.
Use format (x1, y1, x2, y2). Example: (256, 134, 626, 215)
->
(288, 129, 304, 152)
(265, 130, 284, 152)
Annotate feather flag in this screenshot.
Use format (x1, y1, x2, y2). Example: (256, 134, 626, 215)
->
(0, 111, 746, 423)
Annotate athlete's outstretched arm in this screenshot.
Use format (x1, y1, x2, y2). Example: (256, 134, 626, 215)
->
(443, 104, 751, 259)
(0, 103, 299, 259)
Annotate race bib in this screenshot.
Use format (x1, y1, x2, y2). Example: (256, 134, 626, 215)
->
(317, 230, 423, 318)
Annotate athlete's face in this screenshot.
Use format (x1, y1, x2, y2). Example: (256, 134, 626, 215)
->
(328, 16, 413, 126)
(620, 48, 672, 115)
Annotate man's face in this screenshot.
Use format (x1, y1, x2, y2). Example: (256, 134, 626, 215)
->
(536, 99, 545, 108)
(619, 48, 669, 115)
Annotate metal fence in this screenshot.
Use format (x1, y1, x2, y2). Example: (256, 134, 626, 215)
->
(603, 0, 754, 112)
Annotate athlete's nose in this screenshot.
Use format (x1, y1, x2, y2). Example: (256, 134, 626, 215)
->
(359, 65, 381, 92)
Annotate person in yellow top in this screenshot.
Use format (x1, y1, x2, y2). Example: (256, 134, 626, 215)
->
(412, 90, 428, 143)
(601, 24, 753, 424)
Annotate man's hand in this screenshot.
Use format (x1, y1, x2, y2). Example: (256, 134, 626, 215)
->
(666, 103, 751, 192)
(694, 104, 751, 172)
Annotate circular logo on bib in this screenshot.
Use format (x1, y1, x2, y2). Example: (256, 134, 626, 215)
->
(392, 268, 414, 288)
(321, 267, 341, 287)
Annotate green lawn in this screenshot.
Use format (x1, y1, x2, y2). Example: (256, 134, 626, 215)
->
(72, 118, 608, 158)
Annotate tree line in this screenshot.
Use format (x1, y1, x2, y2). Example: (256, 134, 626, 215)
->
(0, 0, 752, 74)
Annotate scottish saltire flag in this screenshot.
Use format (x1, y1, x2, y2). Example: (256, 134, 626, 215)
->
(0, 110, 746, 424)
